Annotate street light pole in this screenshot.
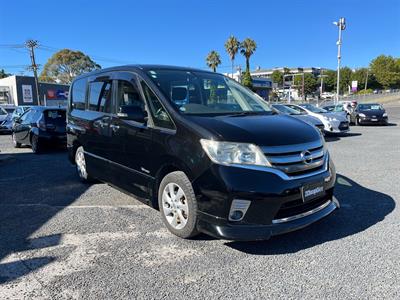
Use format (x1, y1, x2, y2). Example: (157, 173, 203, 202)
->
(333, 17, 346, 105)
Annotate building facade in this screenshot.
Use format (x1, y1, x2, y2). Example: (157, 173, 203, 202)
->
(0, 75, 69, 107)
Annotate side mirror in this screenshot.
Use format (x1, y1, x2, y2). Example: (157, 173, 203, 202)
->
(117, 105, 148, 123)
(14, 118, 21, 124)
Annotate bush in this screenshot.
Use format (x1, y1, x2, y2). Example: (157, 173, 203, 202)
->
(357, 89, 373, 95)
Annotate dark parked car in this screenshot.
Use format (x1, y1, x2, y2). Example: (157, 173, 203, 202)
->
(349, 103, 388, 125)
(0, 113, 13, 134)
(11, 106, 32, 121)
(12, 106, 67, 153)
(67, 65, 338, 241)
(271, 104, 325, 134)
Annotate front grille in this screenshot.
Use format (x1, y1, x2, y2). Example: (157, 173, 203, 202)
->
(262, 141, 326, 177)
(339, 121, 349, 130)
(274, 194, 330, 219)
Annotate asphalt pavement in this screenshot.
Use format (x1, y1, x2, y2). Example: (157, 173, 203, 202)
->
(0, 105, 399, 299)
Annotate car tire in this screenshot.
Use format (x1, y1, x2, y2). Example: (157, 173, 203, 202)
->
(355, 117, 360, 126)
(31, 135, 41, 154)
(12, 133, 21, 148)
(158, 171, 199, 239)
(75, 146, 94, 182)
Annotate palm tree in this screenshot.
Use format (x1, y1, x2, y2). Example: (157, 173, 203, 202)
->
(224, 35, 240, 78)
(240, 38, 257, 73)
(206, 50, 221, 72)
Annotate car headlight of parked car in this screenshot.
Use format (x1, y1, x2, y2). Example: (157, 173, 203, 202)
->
(383, 112, 388, 117)
(200, 139, 271, 167)
(359, 113, 366, 118)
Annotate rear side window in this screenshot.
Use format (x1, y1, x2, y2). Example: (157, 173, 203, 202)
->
(71, 78, 87, 110)
(44, 110, 66, 126)
(88, 81, 113, 113)
(141, 81, 174, 130)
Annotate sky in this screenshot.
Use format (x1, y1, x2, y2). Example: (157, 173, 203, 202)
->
(1, 0, 399, 76)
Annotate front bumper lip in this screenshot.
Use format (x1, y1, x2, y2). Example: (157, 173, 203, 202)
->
(197, 197, 339, 241)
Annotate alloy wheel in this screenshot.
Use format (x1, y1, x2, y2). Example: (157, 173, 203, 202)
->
(162, 183, 189, 230)
(75, 149, 87, 179)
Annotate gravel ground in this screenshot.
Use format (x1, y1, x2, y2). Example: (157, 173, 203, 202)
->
(0, 105, 399, 299)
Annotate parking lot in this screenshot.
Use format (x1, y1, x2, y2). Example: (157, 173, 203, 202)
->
(1, 104, 399, 299)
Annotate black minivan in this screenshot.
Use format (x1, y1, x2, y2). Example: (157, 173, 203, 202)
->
(67, 65, 339, 240)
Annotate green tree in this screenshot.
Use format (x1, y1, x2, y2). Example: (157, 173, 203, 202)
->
(224, 35, 240, 77)
(322, 69, 336, 92)
(0, 69, 11, 79)
(339, 67, 352, 94)
(205, 50, 221, 72)
(240, 38, 257, 73)
(351, 68, 368, 91)
(294, 73, 318, 98)
(370, 55, 400, 89)
(241, 70, 253, 89)
(39, 49, 101, 84)
(271, 70, 283, 86)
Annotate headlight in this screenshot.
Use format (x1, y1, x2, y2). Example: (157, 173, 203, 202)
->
(200, 139, 271, 166)
(359, 113, 366, 117)
(383, 113, 388, 117)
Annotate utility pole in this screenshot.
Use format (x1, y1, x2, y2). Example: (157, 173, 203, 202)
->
(333, 17, 346, 105)
(25, 40, 41, 105)
(236, 66, 242, 83)
(364, 68, 369, 91)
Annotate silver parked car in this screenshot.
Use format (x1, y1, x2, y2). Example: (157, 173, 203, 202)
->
(271, 104, 325, 134)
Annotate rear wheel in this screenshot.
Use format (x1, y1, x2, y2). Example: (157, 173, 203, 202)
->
(12, 133, 21, 148)
(75, 146, 94, 182)
(31, 135, 41, 154)
(158, 171, 199, 239)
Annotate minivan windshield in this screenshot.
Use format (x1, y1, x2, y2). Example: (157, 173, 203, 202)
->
(146, 69, 272, 116)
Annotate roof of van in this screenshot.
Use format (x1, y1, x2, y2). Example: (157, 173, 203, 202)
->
(73, 64, 217, 81)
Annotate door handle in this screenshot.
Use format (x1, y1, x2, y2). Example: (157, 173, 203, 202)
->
(110, 124, 120, 132)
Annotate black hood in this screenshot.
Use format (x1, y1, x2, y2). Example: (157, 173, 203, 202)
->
(360, 109, 385, 117)
(187, 114, 320, 147)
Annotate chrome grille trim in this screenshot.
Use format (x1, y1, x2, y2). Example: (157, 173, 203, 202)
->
(230, 152, 329, 181)
(261, 140, 326, 176)
(260, 140, 323, 154)
(267, 149, 324, 164)
(272, 200, 332, 224)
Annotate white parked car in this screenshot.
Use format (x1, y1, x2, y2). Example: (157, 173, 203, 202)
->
(285, 103, 350, 134)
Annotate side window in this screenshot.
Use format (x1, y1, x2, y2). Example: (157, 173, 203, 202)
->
(88, 81, 112, 113)
(71, 78, 87, 110)
(116, 80, 145, 113)
(20, 110, 35, 124)
(141, 81, 175, 129)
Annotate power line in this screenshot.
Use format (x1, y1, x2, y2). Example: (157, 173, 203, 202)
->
(38, 44, 137, 65)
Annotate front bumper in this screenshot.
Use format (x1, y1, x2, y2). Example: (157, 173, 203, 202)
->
(193, 158, 337, 241)
(359, 116, 388, 125)
(324, 120, 349, 134)
(198, 198, 339, 241)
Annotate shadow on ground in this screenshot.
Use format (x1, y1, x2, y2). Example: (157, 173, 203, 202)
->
(225, 174, 395, 254)
(324, 132, 362, 143)
(0, 151, 89, 283)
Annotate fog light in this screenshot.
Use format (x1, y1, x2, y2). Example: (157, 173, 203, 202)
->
(229, 199, 251, 222)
